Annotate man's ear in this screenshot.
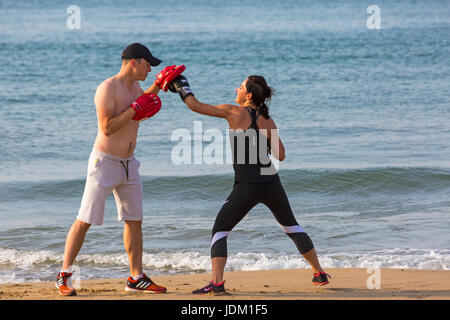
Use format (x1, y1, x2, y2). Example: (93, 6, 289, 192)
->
(129, 58, 138, 67)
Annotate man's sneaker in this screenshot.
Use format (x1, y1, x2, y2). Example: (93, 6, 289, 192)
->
(125, 273, 167, 293)
(55, 272, 77, 296)
(312, 272, 331, 286)
(192, 281, 229, 295)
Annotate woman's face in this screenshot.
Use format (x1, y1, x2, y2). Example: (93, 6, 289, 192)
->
(235, 79, 251, 105)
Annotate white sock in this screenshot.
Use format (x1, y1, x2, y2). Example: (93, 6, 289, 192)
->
(132, 273, 144, 280)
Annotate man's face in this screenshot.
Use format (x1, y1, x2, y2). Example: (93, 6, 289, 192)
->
(134, 59, 151, 81)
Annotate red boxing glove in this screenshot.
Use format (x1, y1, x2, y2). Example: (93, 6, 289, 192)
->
(155, 65, 176, 88)
(155, 64, 186, 92)
(130, 93, 162, 122)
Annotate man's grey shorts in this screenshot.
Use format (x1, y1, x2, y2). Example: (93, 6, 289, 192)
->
(76, 149, 143, 225)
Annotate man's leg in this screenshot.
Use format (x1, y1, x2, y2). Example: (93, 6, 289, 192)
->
(117, 159, 166, 293)
(62, 219, 91, 270)
(64, 150, 112, 270)
(123, 220, 143, 277)
(57, 219, 91, 296)
(122, 220, 167, 293)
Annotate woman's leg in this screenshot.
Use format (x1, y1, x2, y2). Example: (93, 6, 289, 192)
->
(301, 248, 324, 274)
(262, 178, 325, 274)
(209, 183, 258, 283)
(211, 257, 227, 284)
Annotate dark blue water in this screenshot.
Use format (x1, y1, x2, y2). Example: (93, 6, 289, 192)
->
(0, 0, 449, 283)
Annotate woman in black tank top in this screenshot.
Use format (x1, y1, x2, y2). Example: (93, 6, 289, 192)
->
(231, 106, 277, 183)
(170, 75, 330, 295)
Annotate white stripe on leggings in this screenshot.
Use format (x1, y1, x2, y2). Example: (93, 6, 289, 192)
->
(211, 231, 230, 248)
(280, 224, 305, 234)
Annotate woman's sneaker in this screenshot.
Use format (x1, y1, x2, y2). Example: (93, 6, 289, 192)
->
(55, 272, 77, 296)
(312, 272, 331, 286)
(125, 273, 167, 293)
(192, 281, 229, 295)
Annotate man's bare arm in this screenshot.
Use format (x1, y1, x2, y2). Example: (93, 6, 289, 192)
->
(95, 81, 136, 137)
(143, 80, 161, 95)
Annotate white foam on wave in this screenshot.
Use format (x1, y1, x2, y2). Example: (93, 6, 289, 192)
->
(0, 247, 62, 266)
(318, 248, 450, 270)
(0, 273, 27, 284)
(0, 247, 448, 283)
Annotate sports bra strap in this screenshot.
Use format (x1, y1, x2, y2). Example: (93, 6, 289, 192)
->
(246, 107, 260, 130)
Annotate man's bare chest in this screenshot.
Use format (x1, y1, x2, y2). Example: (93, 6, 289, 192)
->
(114, 87, 141, 115)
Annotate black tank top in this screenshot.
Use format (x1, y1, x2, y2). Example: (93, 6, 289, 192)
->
(230, 107, 279, 183)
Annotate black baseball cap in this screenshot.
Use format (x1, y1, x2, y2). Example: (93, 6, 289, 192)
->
(122, 43, 162, 66)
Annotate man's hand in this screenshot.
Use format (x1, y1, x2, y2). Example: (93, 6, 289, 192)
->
(129, 93, 162, 121)
(155, 65, 186, 92)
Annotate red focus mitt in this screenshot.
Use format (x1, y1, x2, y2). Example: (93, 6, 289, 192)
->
(155, 64, 186, 92)
(130, 93, 162, 122)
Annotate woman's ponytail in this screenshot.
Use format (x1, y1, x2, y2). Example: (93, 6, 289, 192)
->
(246, 75, 274, 120)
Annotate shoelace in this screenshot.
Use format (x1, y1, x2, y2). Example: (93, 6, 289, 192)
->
(134, 275, 154, 289)
(204, 281, 223, 291)
(58, 273, 72, 286)
(204, 282, 216, 291)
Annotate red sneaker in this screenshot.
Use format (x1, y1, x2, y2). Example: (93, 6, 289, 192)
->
(55, 272, 77, 296)
(125, 274, 167, 293)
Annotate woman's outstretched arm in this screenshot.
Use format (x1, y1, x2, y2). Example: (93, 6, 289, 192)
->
(184, 95, 235, 119)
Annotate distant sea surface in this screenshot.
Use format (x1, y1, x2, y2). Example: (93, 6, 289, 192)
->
(0, 0, 449, 283)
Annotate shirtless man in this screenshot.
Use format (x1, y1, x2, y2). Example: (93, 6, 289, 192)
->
(56, 43, 185, 296)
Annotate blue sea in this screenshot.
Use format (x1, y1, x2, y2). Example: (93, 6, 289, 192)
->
(0, 0, 449, 284)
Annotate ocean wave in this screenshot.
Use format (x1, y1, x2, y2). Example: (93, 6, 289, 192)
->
(2, 166, 450, 201)
(0, 247, 448, 283)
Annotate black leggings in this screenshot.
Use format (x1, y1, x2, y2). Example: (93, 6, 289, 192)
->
(210, 176, 314, 258)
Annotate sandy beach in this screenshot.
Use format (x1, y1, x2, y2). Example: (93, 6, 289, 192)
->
(0, 268, 448, 300)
